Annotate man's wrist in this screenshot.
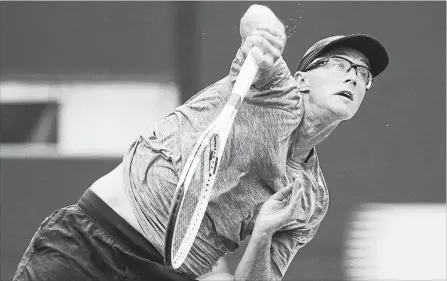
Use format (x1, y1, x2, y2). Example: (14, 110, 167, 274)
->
(252, 225, 274, 240)
(253, 57, 284, 89)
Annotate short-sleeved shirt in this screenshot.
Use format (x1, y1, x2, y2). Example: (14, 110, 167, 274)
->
(123, 48, 329, 278)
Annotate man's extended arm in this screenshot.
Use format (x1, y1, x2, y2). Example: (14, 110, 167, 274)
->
(234, 224, 322, 281)
(234, 228, 283, 281)
(230, 5, 289, 91)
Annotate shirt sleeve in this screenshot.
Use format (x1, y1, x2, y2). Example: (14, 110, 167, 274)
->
(228, 48, 291, 89)
(270, 148, 330, 277)
(227, 48, 302, 119)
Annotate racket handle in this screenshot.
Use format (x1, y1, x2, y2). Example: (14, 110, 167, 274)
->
(232, 49, 259, 99)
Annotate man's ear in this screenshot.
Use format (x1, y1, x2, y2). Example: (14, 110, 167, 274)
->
(294, 71, 310, 93)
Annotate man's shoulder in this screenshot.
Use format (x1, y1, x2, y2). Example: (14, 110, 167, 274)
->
(181, 77, 231, 106)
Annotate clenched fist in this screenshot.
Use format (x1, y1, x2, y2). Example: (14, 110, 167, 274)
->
(240, 5, 286, 70)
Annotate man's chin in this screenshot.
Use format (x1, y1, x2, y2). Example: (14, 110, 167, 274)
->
(331, 106, 356, 121)
(341, 113, 355, 121)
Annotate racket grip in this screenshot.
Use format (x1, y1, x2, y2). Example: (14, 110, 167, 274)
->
(232, 49, 259, 99)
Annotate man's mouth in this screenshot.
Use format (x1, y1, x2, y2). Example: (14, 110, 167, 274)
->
(335, 91, 354, 101)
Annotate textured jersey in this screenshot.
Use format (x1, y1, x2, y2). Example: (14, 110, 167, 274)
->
(123, 49, 329, 278)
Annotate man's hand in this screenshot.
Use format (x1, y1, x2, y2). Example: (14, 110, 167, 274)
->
(240, 5, 286, 70)
(254, 179, 304, 236)
(234, 179, 303, 281)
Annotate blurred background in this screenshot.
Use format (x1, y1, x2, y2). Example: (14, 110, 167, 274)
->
(0, 2, 445, 281)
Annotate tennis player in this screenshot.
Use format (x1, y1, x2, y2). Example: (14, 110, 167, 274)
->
(13, 4, 389, 281)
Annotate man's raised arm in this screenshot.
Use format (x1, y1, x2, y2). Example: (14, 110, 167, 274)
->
(229, 5, 290, 91)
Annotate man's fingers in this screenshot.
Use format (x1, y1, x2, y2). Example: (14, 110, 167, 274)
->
(255, 24, 286, 43)
(272, 181, 294, 200)
(243, 34, 280, 69)
(241, 36, 259, 59)
(250, 46, 275, 68)
(239, 17, 286, 69)
(252, 30, 285, 53)
(250, 35, 281, 59)
(287, 180, 304, 213)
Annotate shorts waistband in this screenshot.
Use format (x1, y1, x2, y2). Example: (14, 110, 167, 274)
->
(77, 188, 164, 265)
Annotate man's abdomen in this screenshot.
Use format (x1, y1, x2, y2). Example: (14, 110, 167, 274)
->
(89, 163, 146, 236)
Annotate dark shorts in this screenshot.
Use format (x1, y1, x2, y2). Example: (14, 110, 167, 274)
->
(12, 189, 196, 281)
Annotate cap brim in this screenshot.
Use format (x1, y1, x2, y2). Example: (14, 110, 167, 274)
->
(299, 34, 389, 77)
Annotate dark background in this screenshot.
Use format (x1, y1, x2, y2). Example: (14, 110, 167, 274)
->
(1, 2, 445, 280)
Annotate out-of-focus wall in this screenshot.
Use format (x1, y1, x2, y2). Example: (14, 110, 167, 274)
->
(0, 158, 120, 280)
(0, 2, 176, 80)
(0, 2, 182, 157)
(1, 81, 180, 157)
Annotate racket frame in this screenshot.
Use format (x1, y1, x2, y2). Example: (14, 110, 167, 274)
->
(164, 50, 259, 269)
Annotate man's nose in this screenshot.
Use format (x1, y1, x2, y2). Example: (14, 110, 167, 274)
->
(343, 67, 359, 87)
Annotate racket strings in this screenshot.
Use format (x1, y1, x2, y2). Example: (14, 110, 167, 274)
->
(171, 134, 219, 265)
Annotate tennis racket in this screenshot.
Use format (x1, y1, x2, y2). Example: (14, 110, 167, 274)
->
(164, 50, 259, 269)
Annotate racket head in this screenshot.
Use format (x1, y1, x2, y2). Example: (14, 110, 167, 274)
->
(164, 131, 221, 269)
(164, 48, 259, 269)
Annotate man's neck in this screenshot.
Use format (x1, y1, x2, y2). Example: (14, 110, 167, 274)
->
(289, 103, 340, 163)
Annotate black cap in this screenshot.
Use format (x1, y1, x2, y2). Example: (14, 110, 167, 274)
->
(296, 34, 389, 77)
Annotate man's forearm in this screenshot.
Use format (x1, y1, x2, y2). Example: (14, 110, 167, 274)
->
(234, 230, 281, 281)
